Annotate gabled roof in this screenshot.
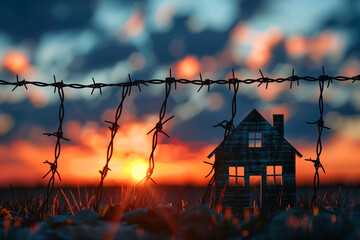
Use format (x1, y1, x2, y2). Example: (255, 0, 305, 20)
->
(208, 108, 302, 158)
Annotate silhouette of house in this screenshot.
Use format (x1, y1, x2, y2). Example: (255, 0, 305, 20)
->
(208, 109, 302, 210)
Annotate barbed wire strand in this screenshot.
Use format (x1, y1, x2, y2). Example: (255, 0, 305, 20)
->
(93, 83, 130, 211)
(305, 67, 330, 204)
(201, 69, 240, 205)
(41, 75, 68, 213)
(1, 70, 359, 206)
(137, 69, 175, 188)
(2, 74, 360, 90)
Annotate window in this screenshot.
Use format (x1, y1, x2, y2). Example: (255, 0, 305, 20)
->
(229, 166, 245, 186)
(267, 165, 282, 185)
(249, 132, 262, 147)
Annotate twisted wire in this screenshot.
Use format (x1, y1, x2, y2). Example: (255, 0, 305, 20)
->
(1, 73, 359, 90)
(202, 69, 240, 204)
(93, 85, 130, 210)
(305, 67, 330, 204)
(41, 76, 68, 212)
(137, 70, 175, 187)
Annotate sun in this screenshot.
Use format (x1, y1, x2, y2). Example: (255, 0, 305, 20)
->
(131, 162, 148, 181)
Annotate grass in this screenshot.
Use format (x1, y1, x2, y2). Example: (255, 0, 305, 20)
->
(0, 185, 359, 239)
(0, 185, 358, 220)
(0, 185, 172, 220)
(296, 186, 360, 210)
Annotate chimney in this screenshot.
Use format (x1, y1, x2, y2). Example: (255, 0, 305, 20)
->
(273, 114, 284, 137)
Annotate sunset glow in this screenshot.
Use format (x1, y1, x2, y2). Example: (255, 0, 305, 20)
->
(131, 161, 148, 181)
(0, 114, 358, 187)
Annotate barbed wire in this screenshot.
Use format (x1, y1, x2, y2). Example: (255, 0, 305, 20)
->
(137, 70, 175, 188)
(40, 75, 68, 213)
(1, 69, 359, 208)
(201, 69, 240, 204)
(305, 67, 330, 204)
(93, 83, 130, 211)
(2, 72, 360, 91)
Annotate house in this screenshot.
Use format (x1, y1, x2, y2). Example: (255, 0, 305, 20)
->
(208, 109, 302, 210)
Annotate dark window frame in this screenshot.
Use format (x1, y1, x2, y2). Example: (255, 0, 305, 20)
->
(228, 166, 245, 186)
(266, 165, 282, 185)
(248, 132, 262, 148)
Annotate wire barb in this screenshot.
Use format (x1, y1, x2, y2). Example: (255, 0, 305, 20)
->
(147, 115, 174, 137)
(257, 69, 269, 89)
(305, 158, 325, 173)
(12, 75, 28, 91)
(290, 69, 299, 89)
(43, 131, 70, 141)
(165, 69, 177, 90)
(91, 77, 102, 95)
(52, 75, 65, 93)
(99, 165, 111, 178)
(42, 160, 62, 181)
(213, 120, 235, 132)
(197, 73, 211, 92)
(228, 69, 238, 90)
(352, 75, 360, 83)
(306, 119, 331, 131)
(319, 66, 333, 88)
(104, 120, 120, 133)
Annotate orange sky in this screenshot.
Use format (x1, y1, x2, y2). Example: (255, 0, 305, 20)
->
(0, 37, 359, 188)
(0, 115, 359, 188)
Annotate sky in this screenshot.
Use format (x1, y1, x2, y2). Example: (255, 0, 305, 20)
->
(0, 0, 359, 187)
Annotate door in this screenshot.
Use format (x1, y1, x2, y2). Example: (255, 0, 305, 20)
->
(249, 175, 262, 208)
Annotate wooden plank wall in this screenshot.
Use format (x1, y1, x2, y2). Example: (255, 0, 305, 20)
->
(213, 113, 296, 210)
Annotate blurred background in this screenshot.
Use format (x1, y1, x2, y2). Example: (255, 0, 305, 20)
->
(0, 0, 359, 187)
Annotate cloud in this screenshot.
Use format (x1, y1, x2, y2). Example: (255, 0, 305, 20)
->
(0, 114, 14, 136)
(206, 92, 224, 111)
(148, 0, 239, 33)
(172, 89, 208, 121)
(261, 103, 295, 122)
(181, 0, 239, 32)
(228, 24, 283, 69)
(250, 0, 342, 35)
(325, 111, 360, 141)
(92, 1, 130, 36)
(284, 31, 345, 64)
(35, 29, 99, 72)
(149, 1, 176, 31)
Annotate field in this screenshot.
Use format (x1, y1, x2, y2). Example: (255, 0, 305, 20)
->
(0, 185, 359, 239)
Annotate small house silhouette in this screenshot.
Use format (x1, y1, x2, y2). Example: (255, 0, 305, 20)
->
(208, 109, 302, 210)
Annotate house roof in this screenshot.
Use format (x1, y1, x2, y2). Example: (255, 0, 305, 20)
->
(208, 108, 302, 158)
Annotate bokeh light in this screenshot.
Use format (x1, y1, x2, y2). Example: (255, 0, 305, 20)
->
(2, 51, 29, 74)
(174, 55, 201, 79)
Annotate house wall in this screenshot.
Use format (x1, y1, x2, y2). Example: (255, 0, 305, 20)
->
(214, 118, 296, 210)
